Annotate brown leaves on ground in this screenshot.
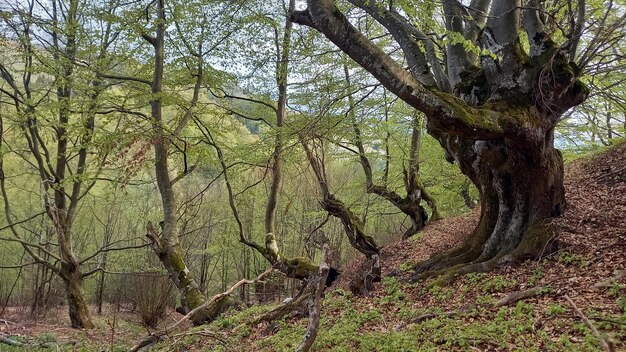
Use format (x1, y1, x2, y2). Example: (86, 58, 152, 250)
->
(330, 141, 626, 350)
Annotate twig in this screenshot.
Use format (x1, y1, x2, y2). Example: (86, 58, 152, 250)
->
(590, 317, 626, 326)
(493, 286, 549, 307)
(296, 244, 332, 352)
(0, 319, 16, 326)
(592, 270, 626, 290)
(565, 294, 615, 352)
(129, 269, 274, 352)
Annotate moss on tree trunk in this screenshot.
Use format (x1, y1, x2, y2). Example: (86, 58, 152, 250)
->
(60, 263, 94, 329)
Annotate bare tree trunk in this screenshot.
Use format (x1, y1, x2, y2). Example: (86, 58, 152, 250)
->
(142, 0, 218, 325)
(60, 261, 93, 329)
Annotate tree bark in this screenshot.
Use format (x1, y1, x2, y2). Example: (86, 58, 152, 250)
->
(296, 244, 331, 352)
(411, 134, 565, 282)
(60, 262, 94, 329)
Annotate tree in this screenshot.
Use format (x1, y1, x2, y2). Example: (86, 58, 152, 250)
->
(134, 0, 241, 324)
(343, 58, 441, 239)
(197, 0, 337, 284)
(291, 0, 615, 282)
(0, 0, 127, 328)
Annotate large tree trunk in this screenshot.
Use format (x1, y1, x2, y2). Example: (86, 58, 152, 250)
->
(412, 130, 565, 282)
(292, 0, 589, 281)
(60, 263, 94, 329)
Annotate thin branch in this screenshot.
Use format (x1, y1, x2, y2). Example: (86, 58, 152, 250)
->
(0, 211, 46, 233)
(565, 294, 615, 352)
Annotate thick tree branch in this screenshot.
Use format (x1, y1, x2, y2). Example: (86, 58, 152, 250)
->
(347, 0, 437, 87)
(292, 1, 510, 139)
(296, 244, 331, 352)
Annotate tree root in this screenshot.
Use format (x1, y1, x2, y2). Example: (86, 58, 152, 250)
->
(0, 335, 22, 347)
(410, 256, 497, 287)
(409, 221, 558, 286)
(408, 285, 551, 325)
(493, 286, 549, 307)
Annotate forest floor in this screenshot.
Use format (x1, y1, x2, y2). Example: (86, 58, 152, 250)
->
(0, 141, 625, 351)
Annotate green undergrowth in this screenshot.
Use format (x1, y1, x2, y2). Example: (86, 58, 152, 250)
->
(149, 273, 625, 352)
(8, 268, 622, 351)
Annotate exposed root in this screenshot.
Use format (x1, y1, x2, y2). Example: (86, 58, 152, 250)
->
(409, 220, 557, 286)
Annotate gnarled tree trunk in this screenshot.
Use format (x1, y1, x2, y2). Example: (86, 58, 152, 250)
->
(301, 137, 381, 293)
(412, 132, 565, 281)
(292, 0, 590, 281)
(60, 262, 93, 329)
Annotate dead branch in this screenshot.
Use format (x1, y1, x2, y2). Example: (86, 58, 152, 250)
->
(246, 291, 309, 328)
(592, 270, 626, 290)
(565, 294, 615, 352)
(0, 335, 22, 346)
(129, 269, 274, 352)
(0, 319, 16, 326)
(493, 286, 549, 307)
(296, 244, 332, 352)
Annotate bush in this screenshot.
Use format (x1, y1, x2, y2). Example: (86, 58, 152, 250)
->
(127, 272, 175, 328)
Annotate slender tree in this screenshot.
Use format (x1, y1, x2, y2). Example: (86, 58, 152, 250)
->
(343, 59, 441, 239)
(0, 0, 124, 328)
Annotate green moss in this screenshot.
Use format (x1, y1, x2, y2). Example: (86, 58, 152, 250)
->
(572, 79, 589, 97)
(284, 256, 318, 278)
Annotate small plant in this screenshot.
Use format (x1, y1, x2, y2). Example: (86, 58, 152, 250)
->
(382, 277, 406, 303)
(607, 282, 625, 298)
(130, 272, 175, 328)
(607, 283, 626, 312)
(38, 332, 57, 344)
(482, 275, 516, 293)
(476, 294, 495, 305)
(399, 261, 414, 272)
(528, 265, 545, 286)
(557, 251, 588, 267)
(428, 285, 454, 302)
(546, 304, 567, 316)
(465, 272, 485, 284)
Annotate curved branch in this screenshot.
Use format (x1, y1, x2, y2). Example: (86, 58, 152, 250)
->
(292, 1, 509, 139)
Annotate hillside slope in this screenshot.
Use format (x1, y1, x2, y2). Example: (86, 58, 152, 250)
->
(227, 141, 626, 351)
(0, 143, 623, 351)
